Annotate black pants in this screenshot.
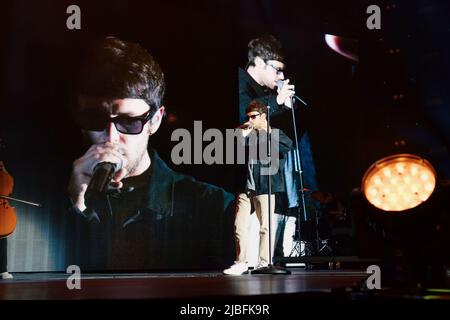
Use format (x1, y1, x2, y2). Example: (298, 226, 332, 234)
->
(0, 238, 7, 272)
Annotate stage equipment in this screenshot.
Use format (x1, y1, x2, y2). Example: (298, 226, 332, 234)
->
(362, 154, 436, 212)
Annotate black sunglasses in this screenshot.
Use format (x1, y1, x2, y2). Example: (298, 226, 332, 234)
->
(265, 61, 285, 75)
(76, 109, 153, 135)
(247, 113, 261, 120)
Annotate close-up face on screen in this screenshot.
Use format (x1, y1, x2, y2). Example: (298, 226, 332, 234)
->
(1, 0, 449, 313)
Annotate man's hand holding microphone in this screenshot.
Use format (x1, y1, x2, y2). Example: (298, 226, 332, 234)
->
(276, 79, 295, 108)
(68, 142, 128, 212)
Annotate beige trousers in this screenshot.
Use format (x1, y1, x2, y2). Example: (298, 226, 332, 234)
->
(234, 192, 275, 265)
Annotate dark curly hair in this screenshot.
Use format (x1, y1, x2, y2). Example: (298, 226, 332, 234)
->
(78, 36, 165, 115)
(247, 35, 284, 67)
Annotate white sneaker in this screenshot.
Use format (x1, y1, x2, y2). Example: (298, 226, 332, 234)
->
(223, 262, 248, 275)
(1, 272, 13, 280)
(253, 262, 269, 270)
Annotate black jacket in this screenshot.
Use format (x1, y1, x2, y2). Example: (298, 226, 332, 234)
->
(235, 128, 293, 196)
(238, 68, 289, 124)
(66, 149, 235, 271)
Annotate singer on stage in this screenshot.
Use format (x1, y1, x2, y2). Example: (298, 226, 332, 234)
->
(66, 36, 234, 271)
(224, 100, 293, 275)
(238, 35, 299, 259)
(238, 35, 295, 124)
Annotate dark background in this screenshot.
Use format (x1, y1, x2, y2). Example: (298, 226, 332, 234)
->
(1, 0, 449, 271)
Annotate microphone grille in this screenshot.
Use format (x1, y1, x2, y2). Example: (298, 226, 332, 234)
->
(276, 80, 284, 89)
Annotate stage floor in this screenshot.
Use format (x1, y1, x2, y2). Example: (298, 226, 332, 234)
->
(0, 269, 368, 300)
(1, 269, 449, 301)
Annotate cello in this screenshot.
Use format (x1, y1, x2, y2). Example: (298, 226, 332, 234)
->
(0, 161, 41, 238)
(0, 161, 16, 238)
(0, 137, 41, 238)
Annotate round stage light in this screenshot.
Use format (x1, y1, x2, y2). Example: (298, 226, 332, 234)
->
(362, 154, 436, 212)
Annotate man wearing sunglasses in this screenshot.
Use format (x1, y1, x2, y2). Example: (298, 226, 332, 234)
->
(238, 35, 300, 263)
(224, 100, 293, 275)
(238, 35, 295, 124)
(67, 37, 234, 271)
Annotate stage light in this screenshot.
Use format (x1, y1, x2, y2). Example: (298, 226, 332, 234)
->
(324, 34, 358, 62)
(362, 154, 436, 212)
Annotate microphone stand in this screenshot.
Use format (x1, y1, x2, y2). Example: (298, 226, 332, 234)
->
(289, 95, 311, 256)
(251, 104, 291, 275)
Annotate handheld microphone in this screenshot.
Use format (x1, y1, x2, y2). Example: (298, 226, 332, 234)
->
(276, 80, 308, 106)
(237, 122, 253, 130)
(85, 161, 121, 209)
